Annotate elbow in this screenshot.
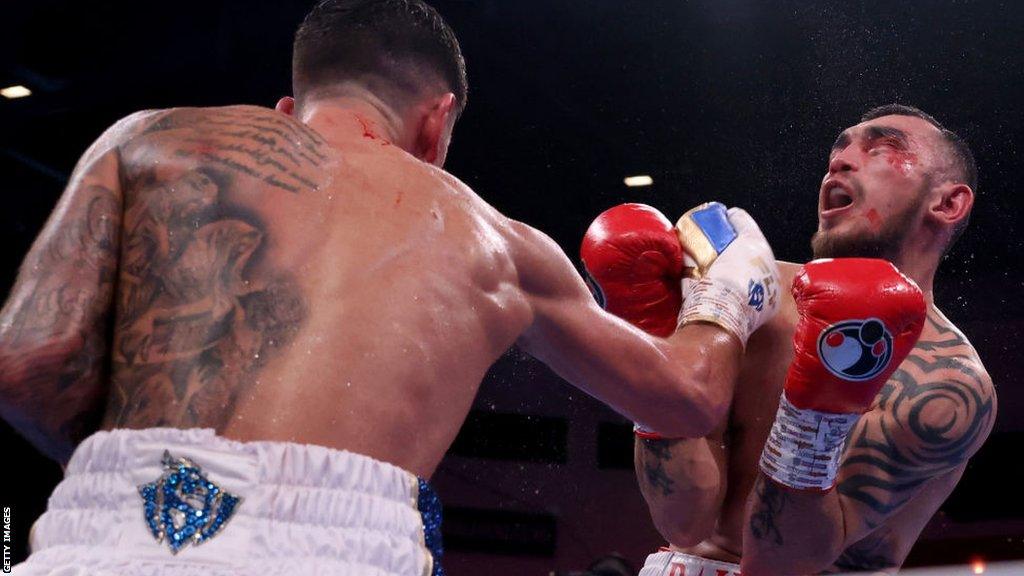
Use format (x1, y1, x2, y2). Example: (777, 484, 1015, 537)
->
(650, 511, 716, 549)
(743, 551, 839, 576)
(742, 527, 844, 576)
(637, 468, 719, 548)
(638, 469, 721, 547)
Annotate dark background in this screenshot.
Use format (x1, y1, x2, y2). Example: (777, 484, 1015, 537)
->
(2, 0, 1022, 573)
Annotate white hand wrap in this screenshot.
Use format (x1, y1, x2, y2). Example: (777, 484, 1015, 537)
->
(678, 277, 750, 345)
(759, 393, 862, 490)
(676, 207, 780, 346)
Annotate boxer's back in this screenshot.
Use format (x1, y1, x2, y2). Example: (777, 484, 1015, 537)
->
(101, 105, 531, 477)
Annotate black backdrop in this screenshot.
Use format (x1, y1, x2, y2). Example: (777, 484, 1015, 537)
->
(2, 1, 1022, 571)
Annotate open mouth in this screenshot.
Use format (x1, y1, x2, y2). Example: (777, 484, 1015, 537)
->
(821, 182, 855, 215)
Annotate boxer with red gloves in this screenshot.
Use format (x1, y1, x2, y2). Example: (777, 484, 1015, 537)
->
(630, 105, 995, 576)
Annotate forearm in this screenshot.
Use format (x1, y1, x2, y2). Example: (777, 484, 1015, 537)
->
(0, 252, 113, 462)
(651, 323, 740, 435)
(741, 474, 846, 575)
(0, 332, 108, 462)
(521, 303, 740, 438)
(579, 321, 739, 438)
(635, 436, 725, 546)
(607, 322, 739, 438)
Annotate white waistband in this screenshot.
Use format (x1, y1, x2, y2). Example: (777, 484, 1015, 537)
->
(639, 550, 742, 576)
(19, 428, 432, 576)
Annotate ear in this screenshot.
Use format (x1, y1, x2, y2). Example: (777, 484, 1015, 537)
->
(929, 182, 973, 228)
(275, 96, 296, 116)
(414, 93, 457, 166)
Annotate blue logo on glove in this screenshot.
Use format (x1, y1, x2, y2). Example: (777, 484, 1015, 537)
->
(692, 202, 738, 254)
(817, 318, 893, 381)
(139, 451, 242, 554)
(747, 280, 765, 312)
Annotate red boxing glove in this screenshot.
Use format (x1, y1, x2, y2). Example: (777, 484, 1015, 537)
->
(760, 258, 926, 490)
(786, 258, 926, 412)
(580, 203, 685, 337)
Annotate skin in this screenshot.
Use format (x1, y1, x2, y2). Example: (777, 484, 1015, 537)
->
(635, 114, 996, 573)
(0, 86, 743, 478)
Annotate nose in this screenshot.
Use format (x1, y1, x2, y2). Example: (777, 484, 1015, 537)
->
(828, 148, 857, 174)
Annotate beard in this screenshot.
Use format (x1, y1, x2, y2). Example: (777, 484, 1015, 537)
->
(811, 201, 920, 262)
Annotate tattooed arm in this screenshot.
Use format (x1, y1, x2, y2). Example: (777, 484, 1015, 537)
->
(741, 314, 996, 574)
(0, 111, 159, 462)
(635, 434, 727, 546)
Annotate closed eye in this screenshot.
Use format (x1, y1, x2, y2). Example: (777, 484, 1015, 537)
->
(868, 137, 903, 153)
(864, 125, 909, 151)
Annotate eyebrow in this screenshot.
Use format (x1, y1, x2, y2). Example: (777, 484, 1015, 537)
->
(863, 124, 909, 145)
(830, 125, 910, 155)
(830, 131, 851, 153)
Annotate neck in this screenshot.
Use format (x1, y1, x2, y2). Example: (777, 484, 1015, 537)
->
(299, 96, 406, 149)
(891, 247, 938, 308)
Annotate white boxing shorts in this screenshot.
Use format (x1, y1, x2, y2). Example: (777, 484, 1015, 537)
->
(13, 428, 443, 576)
(639, 549, 742, 576)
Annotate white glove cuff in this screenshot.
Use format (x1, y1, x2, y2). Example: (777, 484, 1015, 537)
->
(759, 393, 861, 490)
(678, 277, 751, 345)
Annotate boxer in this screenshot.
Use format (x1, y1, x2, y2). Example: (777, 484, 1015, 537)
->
(0, 1, 778, 575)
(623, 105, 996, 574)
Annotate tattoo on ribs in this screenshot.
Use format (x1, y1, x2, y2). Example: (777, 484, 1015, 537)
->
(749, 476, 786, 545)
(837, 310, 994, 517)
(107, 164, 307, 428)
(641, 438, 677, 497)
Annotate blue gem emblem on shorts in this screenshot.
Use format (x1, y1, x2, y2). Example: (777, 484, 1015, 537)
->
(139, 450, 242, 554)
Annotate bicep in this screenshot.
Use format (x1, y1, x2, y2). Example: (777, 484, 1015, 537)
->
(518, 280, 649, 384)
(3, 151, 122, 343)
(834, 364, 996, 543)
(512, 222, 660, 391)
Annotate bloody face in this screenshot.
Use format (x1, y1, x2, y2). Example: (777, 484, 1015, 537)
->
(811, 114, 948, 261)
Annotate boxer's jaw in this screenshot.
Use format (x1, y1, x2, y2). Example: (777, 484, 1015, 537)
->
(811, 199, 919, 262)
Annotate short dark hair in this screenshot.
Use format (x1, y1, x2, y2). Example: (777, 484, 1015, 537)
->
(293, 0, 468, 116)
(860, 103, 977, 250)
